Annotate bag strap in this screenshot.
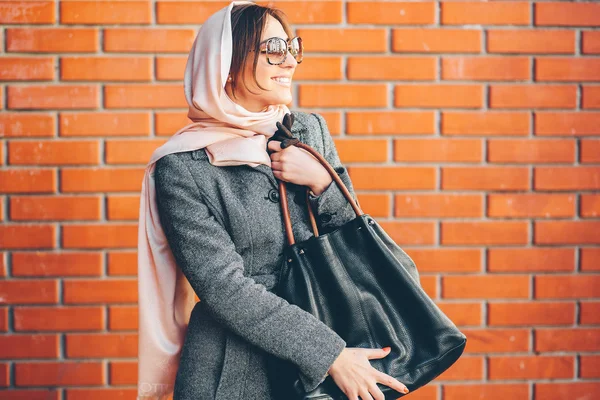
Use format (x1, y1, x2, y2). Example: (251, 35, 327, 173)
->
(277, 141, 364, 245)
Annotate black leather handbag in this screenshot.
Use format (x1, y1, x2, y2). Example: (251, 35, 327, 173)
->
(267, 116, 467, 400)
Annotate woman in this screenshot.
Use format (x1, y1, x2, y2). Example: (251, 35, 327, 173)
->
(137, 2, 410, 399)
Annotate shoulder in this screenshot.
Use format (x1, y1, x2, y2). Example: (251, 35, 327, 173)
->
(290, 110, 328, 133)
(154, 151, 195, 188)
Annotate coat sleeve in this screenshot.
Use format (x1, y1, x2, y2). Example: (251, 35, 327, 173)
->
(154, 153, 346, 393)
(307, 112, 360, 232)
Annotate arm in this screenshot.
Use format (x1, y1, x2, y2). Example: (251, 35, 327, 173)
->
(307, 112, 360, 232)
(154, 154, 346, 392)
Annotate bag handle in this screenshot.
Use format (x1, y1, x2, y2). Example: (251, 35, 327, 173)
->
(277, 141, 364, 246)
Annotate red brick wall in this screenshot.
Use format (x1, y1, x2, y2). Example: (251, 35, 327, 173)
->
(1, 1, 599, 399)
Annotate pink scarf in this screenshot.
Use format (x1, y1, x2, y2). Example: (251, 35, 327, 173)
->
(137, 1, 289, 398)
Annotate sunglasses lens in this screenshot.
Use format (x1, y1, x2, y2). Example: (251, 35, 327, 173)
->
(290, 37, 303, 63)
(266, 38, 287, 65)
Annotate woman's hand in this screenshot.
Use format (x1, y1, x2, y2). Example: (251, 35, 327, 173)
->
(267, 140, 333, 195)
(327, 347, 409, 400)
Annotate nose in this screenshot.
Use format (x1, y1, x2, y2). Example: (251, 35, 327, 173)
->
(281, 50, 297, 68)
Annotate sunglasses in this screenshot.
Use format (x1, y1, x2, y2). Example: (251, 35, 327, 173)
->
(256, 36, 303, 66)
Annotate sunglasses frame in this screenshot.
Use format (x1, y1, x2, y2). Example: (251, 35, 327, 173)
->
(257, 36, 303, 66)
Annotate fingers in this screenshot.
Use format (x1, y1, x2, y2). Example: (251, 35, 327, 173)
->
(374, 371, 409, 395)
(267, 140, 283, 153)
(366, 347, 391, 360)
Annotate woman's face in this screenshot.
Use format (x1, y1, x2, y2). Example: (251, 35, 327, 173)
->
(225, 15, 297, 112)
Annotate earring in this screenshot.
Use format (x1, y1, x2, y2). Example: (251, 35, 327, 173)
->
(227, 75, 232, 82)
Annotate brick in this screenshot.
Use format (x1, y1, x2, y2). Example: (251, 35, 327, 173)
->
(156, 1, 226, 24)
(490, 84, 577, 109)
(442, 2, 530, 25)
(488, 248, 575, 273)
(535, 2, 600, 27)
(319, 112, 342, 135)
(581, 248, 600, 272)
(0, 1, 55, 24)
(107, 196, 140, 221)
(443, 275, 529, 299)
(64, 280, 137, 304)
(10, 196, 101, 221)
(61, 168, 144, 192)
(0, 335, 59, 358)
(581, 302, 600, 324)
(348, 57, 437, 80)
(395, 84, 482, 108)
(0, 57, 54, 81)
(298, 84, 387, 108)
(535, 112, 600, 136)
(442, 221, 529, 245)
(66, 333, 137, 358)
(582, 86, 600, 109)
(442, 167, 529, 191)
(579, 139, 600, 164)
(8, 140, 99, 165)
(395, 194, 483, 218)
(61, 57, 152, 82)
(535, 328, 600, 352)
(258, 1, 342, 24)
(488, 139, 575, 164)
(346, 111, 435, 135)
(356, 194, 389, 218)
(104, 29, 195, 53)
(581, 194, 600, 217)
(487, 30, 575, 54)
(15, 361, 104, 386)
(63, 224, 137, 249)
(0, 225, 55, 249)
(461, 329, 529, 353)
(350, 167, 436, 190)
(12, 252, 102, 277)
(392, 28, 480, 53)
(535, 275, 600, 299)
(536, 58, 600, 82)
(0, 360, 6, 383)
(536, 383, 600, 400)
(347, 1, 434, 24)
(488, 302, 575, 326)
(60, 112, 151, 137)
(7, 85, 98, 110)
(109, 361, 136, 385)
(419, 275, 437, 299)
(535, 221, 600, 245)
(64, 388, 136, 400)
(0, 169, 55, 194)
(155, 56, 186, 81)
(436, 303, 482, 326)
(0, 113, 55, 138)
(104, 85, 186, 109)
(395, 138, 482, 163)
(0, 280, 58, 304)
(442, 57, 530, 81)
(437, 356, 483, 381)
(14, 307, 104, 331)
(535, 167, 600, 190)
(108, 306, 137, 330)
(581, 355, 600, 378)
(6, 28, 98, 53)
(405, 248, 481, 273)
(107, 252, 137, 276)
(377, 221, 436, 246)
(489, 356, 574, 380)
(291, 56, 342, 81)
(60, 1, 151, 25)
(488, 194, 575, 219)
(105, 139, 166, 164)
(155, 112, 192, 136)
(295, 29, 386, 53)
(0, 391, 59, 400)
(582, 31, 600, 55)
(335, 139, 387, 163)
(442, 111, 529, 136)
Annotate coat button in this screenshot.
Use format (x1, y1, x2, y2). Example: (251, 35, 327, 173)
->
(319, 213, 332, 223)
(268, 189, 279, 203)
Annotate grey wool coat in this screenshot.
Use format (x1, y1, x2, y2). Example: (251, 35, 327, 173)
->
(154, 111, 361, 400)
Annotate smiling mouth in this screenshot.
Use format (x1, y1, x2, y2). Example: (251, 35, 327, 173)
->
(271, 77, 291, 86)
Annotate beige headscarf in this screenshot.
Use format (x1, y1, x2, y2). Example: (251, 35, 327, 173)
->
(137, 1, 289, 398)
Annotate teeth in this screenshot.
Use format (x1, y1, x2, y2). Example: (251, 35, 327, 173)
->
(272, 77, 290, 83)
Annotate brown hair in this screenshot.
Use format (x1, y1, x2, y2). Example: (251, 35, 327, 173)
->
(228, 3, 293, 99)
